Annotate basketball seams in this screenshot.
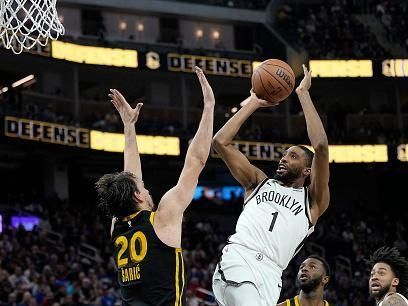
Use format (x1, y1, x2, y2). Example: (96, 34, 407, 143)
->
(259, 66, 290, 95)
(258, 71, 274, 101)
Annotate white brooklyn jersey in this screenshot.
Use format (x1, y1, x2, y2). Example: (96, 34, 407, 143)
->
(379, 293, 408, 306)
(228, 178, 314, 270)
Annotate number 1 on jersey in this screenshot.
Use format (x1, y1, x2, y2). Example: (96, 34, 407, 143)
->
(269, 212, 278, 232)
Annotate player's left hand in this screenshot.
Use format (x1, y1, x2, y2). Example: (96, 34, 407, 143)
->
(195, 66, 215, 107)
(109, 89, 143, 125)
(296, 64, 312, 93)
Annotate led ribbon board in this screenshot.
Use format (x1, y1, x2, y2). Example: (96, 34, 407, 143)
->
(51, 41, 138, 68)
(309, 60, 373, 77)
(4, 117, 180, 156)
(211, 141, 388, 163)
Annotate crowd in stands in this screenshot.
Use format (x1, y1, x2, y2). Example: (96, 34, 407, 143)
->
(1, 191, 407, 306)
(162, 0, 268, 10)
(275, 0, 389, 59)
(373, 0, 408, 52)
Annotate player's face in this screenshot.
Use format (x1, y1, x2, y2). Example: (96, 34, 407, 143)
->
(274, 146, 309, 183)
(296, 258, 326, 293)
(369, 262, 398, 300)
(134, 180, 155, 210)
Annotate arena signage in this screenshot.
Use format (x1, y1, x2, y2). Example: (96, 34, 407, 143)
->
(3, 117, 180, 156)
(5, 116, 90, 148)
(309, 60, 373, 77)
(211, 141, 388, 163)
(397, 144, 408, 161)
(382, 59, 408, 77)
(51, 41, 138, 68)
(211, 141, 289, 161)
(90, 130, 180, 156)
(167, 53, 252, 77)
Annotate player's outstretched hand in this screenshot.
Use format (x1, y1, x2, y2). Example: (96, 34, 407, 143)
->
(108, 89, 143, 125)
(296, 64, 312, 93)
(195, 66, 215, 107)
(249, 89, 278, 107)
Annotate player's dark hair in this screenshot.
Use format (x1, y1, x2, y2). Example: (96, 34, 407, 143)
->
(367, 247, 408, 297)
(95, 171, 140, 218)
(308, 254, 331, 278)
(297, 145, 314, 186)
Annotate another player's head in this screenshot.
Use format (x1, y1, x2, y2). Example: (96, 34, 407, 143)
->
(95, 171, 154, 218)
(274, 145, 314, 186)
(296, 255, 330, 295)
(368, 246, 408, 301)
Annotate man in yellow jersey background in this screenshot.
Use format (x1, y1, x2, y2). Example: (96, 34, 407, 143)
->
(278, 255, 330, 306)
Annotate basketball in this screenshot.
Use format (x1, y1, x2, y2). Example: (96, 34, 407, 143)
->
(251, 59, 295, 103)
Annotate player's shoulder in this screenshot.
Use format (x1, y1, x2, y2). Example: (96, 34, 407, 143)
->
(382, 292, 408, 306)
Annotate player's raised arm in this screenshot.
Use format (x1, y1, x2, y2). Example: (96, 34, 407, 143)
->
(156, 67, 214, 220)
(296, 65, 330, 223)
(109, 89, 143, 178)
(212, 91, 273, 194)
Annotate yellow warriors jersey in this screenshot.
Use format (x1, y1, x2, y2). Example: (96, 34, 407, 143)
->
(285, 295, 329, 306)
(112, 210, 185, 306)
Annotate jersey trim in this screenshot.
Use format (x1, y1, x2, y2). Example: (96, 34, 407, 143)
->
(217, 262, 255, 287)
(174, 249, 184, 306)
(288, 295, 330, 306)
(294, 295, 301, 306)
(175, 249, 180, 306)
(149, 212, 156, 225)
(243, 177, 269, 206)
(180, 253, 185, 306)
(121, 210, 144, 222)
(303, 187, 313, 227)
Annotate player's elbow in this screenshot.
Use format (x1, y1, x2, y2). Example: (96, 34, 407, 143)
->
(313, 139, 328, 153)
(212, 133, 228, 149)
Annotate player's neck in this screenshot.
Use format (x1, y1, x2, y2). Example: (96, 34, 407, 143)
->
(279, 178, 304, 188)
(299, 290, 325, 306)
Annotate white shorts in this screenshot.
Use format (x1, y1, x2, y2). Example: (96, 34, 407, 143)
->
(212, 243, 282, 306)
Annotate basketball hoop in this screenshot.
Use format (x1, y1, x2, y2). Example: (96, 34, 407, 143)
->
(0, 0, 64, 54)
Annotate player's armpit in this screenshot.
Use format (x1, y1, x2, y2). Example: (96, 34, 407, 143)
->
(382, 294, 408, 306)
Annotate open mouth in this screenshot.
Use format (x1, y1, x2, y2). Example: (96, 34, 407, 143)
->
(370, 283, 381, 291)
(276, 164, 287, 174)
(299, 273, 309, 281)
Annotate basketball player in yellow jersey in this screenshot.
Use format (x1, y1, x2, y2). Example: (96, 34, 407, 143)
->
(212, 65, 329, 306)
(368, 247, 408, 306)
(95, 66, 215, 306)
(278, 255, 330, 306)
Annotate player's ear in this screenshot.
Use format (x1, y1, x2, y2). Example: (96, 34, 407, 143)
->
(134, 191, 144, 203)
(392, 277, 399, 288)
(322, 275, 329, 287)
(303, 167, 311, 176)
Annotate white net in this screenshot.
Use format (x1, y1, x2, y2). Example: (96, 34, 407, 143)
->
(0, 0, 64, 54)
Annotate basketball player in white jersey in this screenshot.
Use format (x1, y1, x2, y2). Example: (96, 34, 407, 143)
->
(368, 247, 408, 306)
(211, 64, 330, 306)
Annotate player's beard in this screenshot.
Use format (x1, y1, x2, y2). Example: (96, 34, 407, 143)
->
(296, 275, 323, 293)
(273, 167, 301, 184)
(369, 283, 392, 301)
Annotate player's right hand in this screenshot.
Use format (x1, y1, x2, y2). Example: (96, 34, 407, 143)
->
(109, 89, 143, 125)
(250, 89, 279, 107)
